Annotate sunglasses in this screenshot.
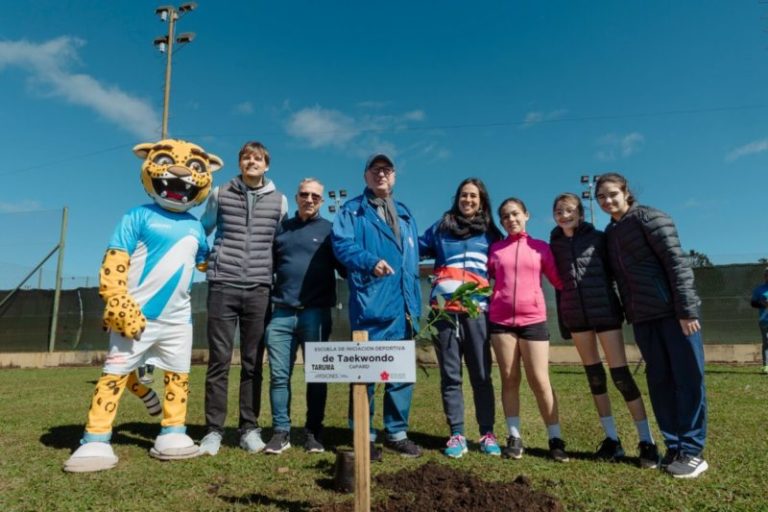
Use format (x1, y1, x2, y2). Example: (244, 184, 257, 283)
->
(367, 165, 394, 176)
(298, 191, 323, 201)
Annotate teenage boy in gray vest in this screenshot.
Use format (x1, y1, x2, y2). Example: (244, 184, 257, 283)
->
(198, 141, 288, 455)
(263, 178, 346, 455)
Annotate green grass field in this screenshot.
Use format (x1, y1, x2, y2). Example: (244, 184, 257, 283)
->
(0, 364, 765, 511)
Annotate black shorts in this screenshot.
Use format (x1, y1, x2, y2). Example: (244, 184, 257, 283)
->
(489, 321, 550, 341)
(568, 324, 623, 335)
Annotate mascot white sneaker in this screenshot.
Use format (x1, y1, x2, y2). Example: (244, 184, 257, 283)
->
(64, 140, 222, 473)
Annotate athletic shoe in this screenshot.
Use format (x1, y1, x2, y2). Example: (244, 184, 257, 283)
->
(198, 431, 223, 456)
(660, 449, 680, 469)
(548, 437, 570, 462)
(239, 428, 266, 453)
(502, 435, 524, 459)
(370, 442, 383, 462)
(762, 365, 768, 375)
(595, 437, 625, 461)
(478, 433, 502, 456)
(304, 432, 325, 453)
(264, 431, 291, 454)
(384, 438, 422, 458)
(443, 434, 468, 458)
(638, 441, 660, 469)
(666, 453, 709, 479)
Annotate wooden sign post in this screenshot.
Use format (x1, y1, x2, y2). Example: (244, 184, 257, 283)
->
(352, 329, 370, 512)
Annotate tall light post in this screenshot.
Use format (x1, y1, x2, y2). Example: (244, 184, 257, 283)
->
(153, 3, 197, 139)
(327, 189, 348, 214)
(327, 189, 347, 312)
(580, 174, 601, 225)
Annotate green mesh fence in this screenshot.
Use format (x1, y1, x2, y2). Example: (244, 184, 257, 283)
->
(0, 264, 764, 352)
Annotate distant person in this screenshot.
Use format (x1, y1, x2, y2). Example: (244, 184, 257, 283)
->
(418, 177, 503, 458)
(331, 153, 422, 459)
(595, 172, 708, 479)
(137, 364, 155, 385)
(549, 192, 658, 468)
(198, 141, 288, 456)
(263, 178, 345, 455)
(488, 197, 568, 462)
(749, 267, 768, 375)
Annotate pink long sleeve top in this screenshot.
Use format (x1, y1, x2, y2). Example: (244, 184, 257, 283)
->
(488, 232, 562, 327)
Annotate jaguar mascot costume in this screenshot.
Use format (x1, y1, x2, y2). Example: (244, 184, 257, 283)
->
(64, 139, 222, 472)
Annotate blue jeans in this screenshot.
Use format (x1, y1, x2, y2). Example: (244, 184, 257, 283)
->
(265, 306, 331, 434)
(633, 316, 707, 456)
(760, 324, 768, 366)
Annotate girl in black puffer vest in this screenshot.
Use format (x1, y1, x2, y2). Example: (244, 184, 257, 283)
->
(595, 173, 708, 479)
(550, 193, 658, 467)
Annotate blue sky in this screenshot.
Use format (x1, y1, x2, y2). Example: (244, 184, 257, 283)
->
(1, 1, 767, 288)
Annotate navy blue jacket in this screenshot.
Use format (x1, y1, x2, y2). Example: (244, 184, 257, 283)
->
(331, 189, 421, 339)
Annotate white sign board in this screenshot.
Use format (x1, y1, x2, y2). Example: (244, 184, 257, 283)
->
(304, 340, 416, 383)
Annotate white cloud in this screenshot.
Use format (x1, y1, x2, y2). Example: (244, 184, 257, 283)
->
(286, 106, 359, 148)
(726, 138, 768, 162)
(0, 37, 159, 139)
(0, 200, 43, 213)
(595, 132, 645, 161)
(285, 104, 436, 160)
(234, 101, 253, 115)
(523, 109, 568, 127)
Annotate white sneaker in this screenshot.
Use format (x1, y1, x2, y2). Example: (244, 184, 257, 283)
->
(198, 432, 223, 456)
(240, 428, 265, 453)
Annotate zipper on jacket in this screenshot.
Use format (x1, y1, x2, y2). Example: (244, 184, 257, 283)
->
(512, 238, 520, 324)
(571, 237, 590, 325)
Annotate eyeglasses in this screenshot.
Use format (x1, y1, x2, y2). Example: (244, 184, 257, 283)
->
(298, 191, 322, 201)
(367, 165, 394, 176)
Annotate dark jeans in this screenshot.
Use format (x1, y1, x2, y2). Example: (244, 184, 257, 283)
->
(265, 306, 331, 434)
(204, 283, 269, 434)
(633, 316, 707, 456)
(434, 312, 495, 436)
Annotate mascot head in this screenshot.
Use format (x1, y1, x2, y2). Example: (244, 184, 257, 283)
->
(133, 139, 223, 212)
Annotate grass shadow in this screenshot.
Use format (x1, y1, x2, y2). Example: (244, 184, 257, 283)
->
(218, 493, 314, 511)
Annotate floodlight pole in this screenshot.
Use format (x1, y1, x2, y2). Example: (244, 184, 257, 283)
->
(154, 3, 197, 139)
(160, 9, 176, 139)
(48, 207, 68, 352)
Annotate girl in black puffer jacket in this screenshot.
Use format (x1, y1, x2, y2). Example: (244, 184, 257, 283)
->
(595, 173, 708, 479)
(550, 193, 657, 467)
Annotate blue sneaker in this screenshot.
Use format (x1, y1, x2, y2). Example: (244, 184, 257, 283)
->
(479, 433, 502, 456)
(444, 434, 468, 458)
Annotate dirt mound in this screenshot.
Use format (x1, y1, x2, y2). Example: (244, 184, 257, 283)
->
(316, 460, 563, 512)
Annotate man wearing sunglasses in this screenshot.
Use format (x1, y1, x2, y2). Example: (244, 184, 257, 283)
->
(263, 178, 345, 455)
(332, 154, 423, 459)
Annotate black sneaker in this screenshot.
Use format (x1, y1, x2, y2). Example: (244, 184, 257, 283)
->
(548, 437, 569, 462)
(304, 432, 325, 453)
(660, 449, 679, 469)
(384, 438, 422, 458)
(665, 453, 709, 479)
(502, 435, 524, 460)
(370, 442, 383, 462)
(264, 431, 291, 455)
(638, 441, 660, 469)
(595, 437, 624, 461)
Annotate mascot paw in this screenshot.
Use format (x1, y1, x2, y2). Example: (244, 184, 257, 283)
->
(102, 294, 147, 340)
(149, 433, 200, 461)
(63, 442, 118, 473)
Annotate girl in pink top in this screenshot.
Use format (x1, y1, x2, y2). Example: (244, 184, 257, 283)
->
(488, 197, 568, 462)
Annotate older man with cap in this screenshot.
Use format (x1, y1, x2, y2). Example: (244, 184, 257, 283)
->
(331, 153, 423, 459)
